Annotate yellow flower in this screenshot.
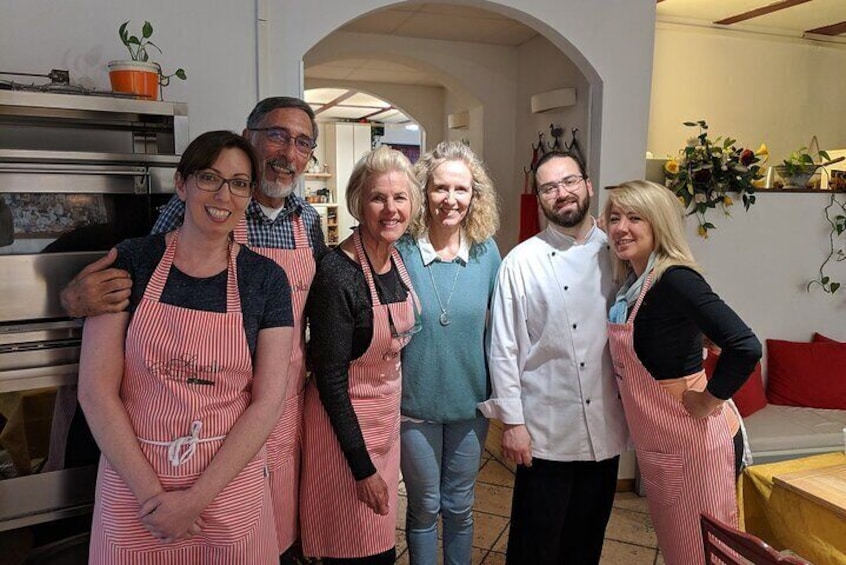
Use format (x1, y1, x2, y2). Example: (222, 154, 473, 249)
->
(664, 158, 680, 175)
(698, 224, 708, 238)
(723, 195, 733, 206)
(755, 143, 769, 159)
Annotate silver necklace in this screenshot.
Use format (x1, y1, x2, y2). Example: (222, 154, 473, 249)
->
(427, 261, 461, 326)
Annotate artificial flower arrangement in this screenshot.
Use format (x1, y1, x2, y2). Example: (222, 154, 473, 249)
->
(664, 120, 767, 237)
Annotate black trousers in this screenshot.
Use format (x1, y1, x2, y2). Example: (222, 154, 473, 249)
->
(506, 456, 620, 565)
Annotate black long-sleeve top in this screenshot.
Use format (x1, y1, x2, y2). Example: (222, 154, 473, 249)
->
(305, 247, 408, 480)
(633, 266, 762, 400)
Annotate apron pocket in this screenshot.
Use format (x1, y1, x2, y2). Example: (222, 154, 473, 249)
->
(197, 454, 267, 546)
(98, 463, 154, 545)
(637, 450, 685, 507)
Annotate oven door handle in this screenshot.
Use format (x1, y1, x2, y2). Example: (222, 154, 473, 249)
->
(0, 165, 151, 194)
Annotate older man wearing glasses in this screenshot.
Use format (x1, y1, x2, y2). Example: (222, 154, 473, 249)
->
(479, 151, 628, 565)
(61, 96, 327, 564)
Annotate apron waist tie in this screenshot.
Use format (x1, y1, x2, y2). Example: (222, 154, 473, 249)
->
(137, 420, 226, 467)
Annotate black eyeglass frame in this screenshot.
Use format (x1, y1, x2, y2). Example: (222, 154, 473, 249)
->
(190, 171, 255, 198)
(248, 126, 317, 155)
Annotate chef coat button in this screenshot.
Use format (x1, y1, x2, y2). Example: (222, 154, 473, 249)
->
(580, 362, 585, 368)
(564, 286, 569, 291)
(586, 398, 591, 405)
(552, 251, 556, 256)
(572, 323, 577, 329)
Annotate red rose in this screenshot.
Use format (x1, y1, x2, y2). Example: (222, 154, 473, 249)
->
(740, 149, 755, 166)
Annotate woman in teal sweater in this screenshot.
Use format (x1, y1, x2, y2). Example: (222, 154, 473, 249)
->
(396, 141, 501, 565)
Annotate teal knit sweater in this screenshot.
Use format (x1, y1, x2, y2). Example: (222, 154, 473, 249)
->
(397, 234, 501, 422)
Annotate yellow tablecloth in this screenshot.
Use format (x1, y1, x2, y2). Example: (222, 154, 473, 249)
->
(740, 452, 846, 565)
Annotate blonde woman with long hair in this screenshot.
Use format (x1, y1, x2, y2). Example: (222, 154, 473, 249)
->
(395, 141, 501, 565)
(603, 180, 761, 565)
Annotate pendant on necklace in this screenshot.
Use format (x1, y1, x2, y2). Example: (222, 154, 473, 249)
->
(439, 311, 451, 326)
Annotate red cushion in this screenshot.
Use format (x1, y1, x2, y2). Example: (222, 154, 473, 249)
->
(765, 339, 846, 409)
(703, 351, 768, 417)
(812, 332, 842, 343)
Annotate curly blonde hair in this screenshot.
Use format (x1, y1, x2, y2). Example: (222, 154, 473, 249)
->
(346, 146, 422, 224)
(410, 141, 500, 244)
(602, 180, 700, 283)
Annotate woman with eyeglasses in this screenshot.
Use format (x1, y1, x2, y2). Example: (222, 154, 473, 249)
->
(79, 130, 294, 564)
(394, 141, 501, 565)
(301, 146, 421, 564)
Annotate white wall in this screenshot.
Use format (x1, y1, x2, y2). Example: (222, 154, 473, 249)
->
(648, 22, 846, 347)
(649, 22, 846, 161)
(0, 0, 259, 136)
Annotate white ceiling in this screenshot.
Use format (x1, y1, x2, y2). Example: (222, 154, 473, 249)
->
(305, 1, 846, 123)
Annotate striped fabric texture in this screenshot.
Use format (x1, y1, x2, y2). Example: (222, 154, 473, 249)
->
(300, 229, 417, 559)
(607, 273, 738, 565)
(89, 231, 277, 564)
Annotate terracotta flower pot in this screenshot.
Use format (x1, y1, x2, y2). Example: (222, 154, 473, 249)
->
(107, 60, 159, 100)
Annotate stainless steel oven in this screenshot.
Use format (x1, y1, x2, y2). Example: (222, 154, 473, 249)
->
(0, 91, 187, 552)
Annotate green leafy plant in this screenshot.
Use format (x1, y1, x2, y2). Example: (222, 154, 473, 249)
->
(663, 120, 766, 238)
(780, 147, 830, 178)
(807, 193, 846, 295)
(118, 21, 186, 85)
(775, 146, 830, 188)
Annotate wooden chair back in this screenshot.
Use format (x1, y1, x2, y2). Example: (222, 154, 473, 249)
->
(700, 513, 811, 564)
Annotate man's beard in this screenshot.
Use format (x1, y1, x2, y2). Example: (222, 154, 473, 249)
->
(260, 178, 294, 200)
(541, 193, 590, 228)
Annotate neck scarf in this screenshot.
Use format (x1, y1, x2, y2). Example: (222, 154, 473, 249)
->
(608, 253, 657, 323)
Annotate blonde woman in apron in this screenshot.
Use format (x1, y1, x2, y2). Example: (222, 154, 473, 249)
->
(301, 146, 422, 564)
(78, 131, 294, 564)
(602, 180, 761, 565)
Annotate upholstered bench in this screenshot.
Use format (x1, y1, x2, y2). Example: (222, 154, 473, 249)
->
(744, 404, 846, 464)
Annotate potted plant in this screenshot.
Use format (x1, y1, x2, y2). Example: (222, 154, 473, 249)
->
(107, 21, 186, 100)
(663, 120, 767, 237)
(775, 146, 831, 189)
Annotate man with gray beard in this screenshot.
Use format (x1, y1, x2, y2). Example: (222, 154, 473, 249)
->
(479, 152, 628, 565)
(61, 97, 326, 564)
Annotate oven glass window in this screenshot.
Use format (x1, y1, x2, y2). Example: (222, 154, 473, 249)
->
(0, 193, 154, 255)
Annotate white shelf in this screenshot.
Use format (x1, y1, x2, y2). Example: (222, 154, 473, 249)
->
(304, 172, 332, 179)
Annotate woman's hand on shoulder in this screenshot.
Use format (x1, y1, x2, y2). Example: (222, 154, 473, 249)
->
(355, 472, 390, 516)
(682, 389, 723, 419)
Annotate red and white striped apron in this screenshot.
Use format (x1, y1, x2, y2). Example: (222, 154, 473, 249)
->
(234, 214, 315, 553)
(607, 273, 736, 565)
(299, 229, 416, 559)
(89, 230, 277, 564)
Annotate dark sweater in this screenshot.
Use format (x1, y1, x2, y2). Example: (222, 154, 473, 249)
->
(114, 234, 293, 356)
(305, 247, 409, 480)
(633, 266, 762, 400)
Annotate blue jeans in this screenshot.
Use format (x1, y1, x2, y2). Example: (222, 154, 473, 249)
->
(400, 416, 489, 565)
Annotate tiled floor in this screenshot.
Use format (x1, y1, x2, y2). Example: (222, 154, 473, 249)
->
(394, 450, 663, 564)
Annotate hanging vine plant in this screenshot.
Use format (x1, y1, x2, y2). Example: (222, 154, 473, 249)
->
(807, 189, 846, 294)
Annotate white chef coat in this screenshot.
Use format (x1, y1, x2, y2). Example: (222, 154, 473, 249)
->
(478, 221, 629, 462)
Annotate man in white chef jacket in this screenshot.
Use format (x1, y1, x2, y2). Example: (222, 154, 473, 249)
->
(478, 151, 628, 565)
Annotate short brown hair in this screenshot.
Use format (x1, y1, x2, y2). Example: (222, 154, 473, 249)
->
(177, 130, 260, 189)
